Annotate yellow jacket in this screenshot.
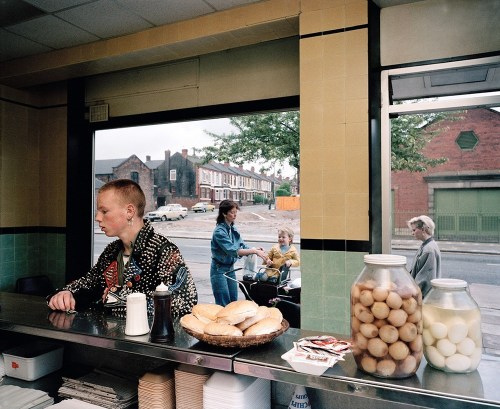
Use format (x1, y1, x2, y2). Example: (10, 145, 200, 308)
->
(264, 244, 300, 277)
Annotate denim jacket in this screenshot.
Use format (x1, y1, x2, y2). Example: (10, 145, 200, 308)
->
(211, 222, 249, 266)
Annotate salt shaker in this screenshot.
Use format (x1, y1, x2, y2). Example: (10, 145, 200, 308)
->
(150, 282, 174, 343)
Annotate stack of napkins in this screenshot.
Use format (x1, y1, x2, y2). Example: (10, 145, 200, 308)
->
(0, 355, 5, 379)
(48, 399, 106, 408)
(0, 385, 53, 408)
(138, 369, 175, 409)
(58, 369, 137, 409)
(174, 364, 211, 409)
(203, 372, 270, 409)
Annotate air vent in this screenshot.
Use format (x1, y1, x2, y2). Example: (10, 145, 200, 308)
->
(456, 130, 479, 151)
(89, 104, 109, 122)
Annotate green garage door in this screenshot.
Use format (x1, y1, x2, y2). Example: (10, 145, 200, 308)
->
(435, 188, 500, 243)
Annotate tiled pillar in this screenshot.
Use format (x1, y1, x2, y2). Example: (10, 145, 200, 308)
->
(299, 0, 370, 334)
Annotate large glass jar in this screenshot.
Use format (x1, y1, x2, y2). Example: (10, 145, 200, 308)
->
(351, 254, 423, 378)
(422, 278, 482, 373)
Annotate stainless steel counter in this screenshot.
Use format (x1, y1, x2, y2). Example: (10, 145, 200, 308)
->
(235, 328, 500, 408)
(1, 292, 499, 408)
(0, 292, 238, 371)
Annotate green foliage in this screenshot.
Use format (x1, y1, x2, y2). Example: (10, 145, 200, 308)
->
(277, 182, 291, 196)
(390, 110, 460, 172)
(275, 189, 290, 197)
(201, 111, 300, 173)
(253, 194, 267, 204)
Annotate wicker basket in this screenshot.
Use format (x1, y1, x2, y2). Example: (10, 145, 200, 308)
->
(182, 319, 289, 348)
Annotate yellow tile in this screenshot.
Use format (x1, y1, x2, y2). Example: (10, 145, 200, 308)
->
(345, 146, 369, 193)
(301, 59, 324, 84)
(346, 52, 368, 75)
(300, 36, 324, 59)
(322, 53, 346, 78)
(299, 168, 323, 194)
(323, 100, 346, 124)
(321, 145, 346, 170)
(346, 99, 368, 123)
(345, 29, 368, 53)
(301, 0, 345, 12)
(323, 215, 347, 239)
(322, 5, 345, 31)
(302, 192, 325, 216)
(323, 77, 346, 102)
(345, 75, 367, 100)
(346, 0, 367, 27)
(323, 167, 346, 192)
(300, 9, 323, 35)
(323, 123, 346, 148)
(346, 122, 368, 146)
(301, 216, 324, 239)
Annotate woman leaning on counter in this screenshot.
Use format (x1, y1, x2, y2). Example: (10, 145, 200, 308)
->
(47, 179, 198, 318)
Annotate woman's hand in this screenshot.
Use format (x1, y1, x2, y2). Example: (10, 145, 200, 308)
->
(48, 290, 76, 312)
(253, 248, 269, 263)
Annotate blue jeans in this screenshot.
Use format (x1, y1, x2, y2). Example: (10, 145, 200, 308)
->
(210, 260, 238, 306)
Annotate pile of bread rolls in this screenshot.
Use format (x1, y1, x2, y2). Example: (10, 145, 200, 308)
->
(180, 300, 283, 337)
(351, 280, 424, 378)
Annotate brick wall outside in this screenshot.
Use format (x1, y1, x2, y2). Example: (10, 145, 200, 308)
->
(392, 108, 500, 230)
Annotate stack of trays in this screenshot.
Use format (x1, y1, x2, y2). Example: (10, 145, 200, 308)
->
(203, 372, 271, 409)
(138, 370, 175, 409)
(0, 385, 53, 408)
(174, 364, 211, 409)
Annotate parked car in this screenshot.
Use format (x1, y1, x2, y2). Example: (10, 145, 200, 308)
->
(191, 202, 215, 213)
(169, 204, 188, 218)
(145, 205, 184, 221)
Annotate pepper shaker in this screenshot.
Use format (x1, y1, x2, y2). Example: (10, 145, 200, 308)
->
(150, 282, 174, 343)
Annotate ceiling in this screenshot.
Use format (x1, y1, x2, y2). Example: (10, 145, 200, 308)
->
(0, 0, 420, 64)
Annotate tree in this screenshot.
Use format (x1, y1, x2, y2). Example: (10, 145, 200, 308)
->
(276, 181, 291, 197)
(390, 111, 459, 172)
(202, 111, 300, 175)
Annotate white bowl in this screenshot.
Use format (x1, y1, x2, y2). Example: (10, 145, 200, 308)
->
(281, 349, 331, 376)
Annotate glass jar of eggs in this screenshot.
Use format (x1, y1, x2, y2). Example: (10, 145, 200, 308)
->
(351, 254, 423, 378)
(422, 278, 482, 373)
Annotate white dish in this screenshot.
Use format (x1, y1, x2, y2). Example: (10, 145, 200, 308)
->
(281, 349, 332, 376)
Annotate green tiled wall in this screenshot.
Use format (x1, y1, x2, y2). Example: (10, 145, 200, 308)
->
(0, 232, 66, 291)
(301, 249, 366, 335)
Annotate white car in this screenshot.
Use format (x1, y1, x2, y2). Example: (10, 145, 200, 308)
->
(169, 204, 188, 218)
(145, 205, 184, 221)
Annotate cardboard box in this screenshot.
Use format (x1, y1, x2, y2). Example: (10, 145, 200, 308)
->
(2, 341, 63, 381)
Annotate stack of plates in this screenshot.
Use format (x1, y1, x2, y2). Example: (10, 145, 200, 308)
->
(203, 372, 271, 409)
(138, 370, 175, 409)
(174, 364, 211, 409)
(0, 385, 53, 408)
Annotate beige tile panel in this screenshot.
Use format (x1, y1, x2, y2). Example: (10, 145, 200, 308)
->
(321, 144, 346, 171)
(322, 215, 347, 239)
(345, 29, 368, 53)
(345, 121, 368, 146)
(298, 167, 323, 194)
(322, 167, 346, 193)
(345, 193, 369, 240)
(323, 77, 346, 102)
(345, 74, 367, 100)
(345, 146, 369, 193)
(346, 51, 368, 76)
(301, 215, 324, 238)
(346, 98, 368, 123)
(323, 100, 346, 124)
(346, 0, 368, 27)
(301, 0, 345, 13)
(323, 123, 346, 148)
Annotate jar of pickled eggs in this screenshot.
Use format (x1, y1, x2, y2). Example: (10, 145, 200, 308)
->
(351, 254, 423, 378)
(422, 278, 482, 373)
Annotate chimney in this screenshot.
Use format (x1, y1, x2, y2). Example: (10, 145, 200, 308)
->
(182, 149, 188, 158)
(251, 166, 255, 173)
(165, 150, 170, 160)
(146, 155, 151, 162)
(239, 165, 243, 170)
(224, 162, 230, 167)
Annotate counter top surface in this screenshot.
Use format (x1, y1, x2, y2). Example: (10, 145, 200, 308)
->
(1, 292, 499, 408)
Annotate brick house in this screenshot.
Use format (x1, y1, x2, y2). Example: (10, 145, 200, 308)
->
(95, 155, 155, 211)
(391, 108, 500, 242)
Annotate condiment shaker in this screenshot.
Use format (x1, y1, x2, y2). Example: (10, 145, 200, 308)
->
(150, 282, 174, 343)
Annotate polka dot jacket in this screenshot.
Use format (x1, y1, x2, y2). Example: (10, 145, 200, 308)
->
(62, 221, 198, 318)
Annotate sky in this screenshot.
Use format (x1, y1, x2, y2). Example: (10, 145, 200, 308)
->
(95, 117, 296, 178)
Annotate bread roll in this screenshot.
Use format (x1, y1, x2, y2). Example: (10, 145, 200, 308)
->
(204, 322, 243, 337)
(268, 307, 283, 322)
(244, 317, 282, 336)
(216, 300, 258, 325)
(192, 303, 223, 323)
(237, 306, 270, 331)
(180, 314, 206, 334)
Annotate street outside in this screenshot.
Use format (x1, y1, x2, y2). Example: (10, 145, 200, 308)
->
(94, 205, 500, 355)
